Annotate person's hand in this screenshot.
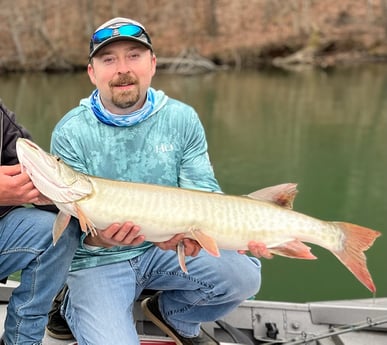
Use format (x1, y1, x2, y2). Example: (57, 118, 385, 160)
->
(0, 164, 49, 205)
(84, 221, 146, 248)
(154, 234, 202, 257)
(238, 241, 273, 259)
(33, 194, 53, 205)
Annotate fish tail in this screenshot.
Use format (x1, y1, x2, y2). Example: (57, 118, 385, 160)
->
(332, 222, 381, 293)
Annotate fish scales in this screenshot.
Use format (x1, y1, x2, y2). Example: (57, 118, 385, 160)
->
(15, 138, 381, 292)
(75, 176, 344, 251)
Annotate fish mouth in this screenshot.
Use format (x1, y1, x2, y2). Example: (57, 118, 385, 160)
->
(16, 139, 38, 171)
(24, 139, 39, 149)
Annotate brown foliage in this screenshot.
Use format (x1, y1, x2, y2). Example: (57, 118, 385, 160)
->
(1, 0, 387, 72)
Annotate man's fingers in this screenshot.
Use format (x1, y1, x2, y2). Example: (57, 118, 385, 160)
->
(182, 238, 201, 257)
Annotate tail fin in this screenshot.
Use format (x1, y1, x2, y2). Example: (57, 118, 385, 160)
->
(332, 222, 381, 293)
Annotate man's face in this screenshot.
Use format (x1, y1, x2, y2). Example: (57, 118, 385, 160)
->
(88, 40, 156, 114)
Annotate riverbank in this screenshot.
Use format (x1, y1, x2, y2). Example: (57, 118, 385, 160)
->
(1, 0, 387, 73)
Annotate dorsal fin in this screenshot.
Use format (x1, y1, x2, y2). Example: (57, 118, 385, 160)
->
(247, 183, 298, 209)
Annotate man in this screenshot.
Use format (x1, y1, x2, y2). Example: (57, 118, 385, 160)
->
(0, 100, 80, 345)
(49, 17, 269, 345)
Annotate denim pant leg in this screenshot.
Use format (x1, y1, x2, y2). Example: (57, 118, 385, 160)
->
(141, 246, 262, 338)
(0, 208, 80, 345)
(64, 261, 140, 345)
(63, 247, 261, 344)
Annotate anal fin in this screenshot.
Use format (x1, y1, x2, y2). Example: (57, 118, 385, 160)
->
(269, 240, 317, 259)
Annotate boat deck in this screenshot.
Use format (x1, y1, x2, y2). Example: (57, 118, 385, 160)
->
(2, 280, 387, 344)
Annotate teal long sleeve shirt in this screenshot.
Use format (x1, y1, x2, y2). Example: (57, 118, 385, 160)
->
(51, 88, 221, 271)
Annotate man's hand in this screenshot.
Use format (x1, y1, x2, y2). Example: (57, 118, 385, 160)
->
(154, 234, 202, 257)
(0, 164, 48, 206)
(85, 222, 202, 256)
(84, 221, 146, 248)
(33, 194, 53, 205)
(239, 241, 273, 259)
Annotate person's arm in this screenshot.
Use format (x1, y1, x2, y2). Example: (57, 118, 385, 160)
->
(177, 110, 272, 259)
(0, 101, 52, 213)
(177, 110, 221, 192)
(0, 100, 32, 165)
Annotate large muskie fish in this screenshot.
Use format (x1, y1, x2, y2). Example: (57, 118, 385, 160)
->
(16, 138, 381, 292)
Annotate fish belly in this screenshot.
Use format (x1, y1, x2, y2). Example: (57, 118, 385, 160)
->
(75, 178, 343, 251)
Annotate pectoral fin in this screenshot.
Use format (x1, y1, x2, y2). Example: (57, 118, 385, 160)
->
(190, 229, 220, 257)
(52, 211, 71, 245)
(75, 203, 97, 236)
(269, 240, 317, 259)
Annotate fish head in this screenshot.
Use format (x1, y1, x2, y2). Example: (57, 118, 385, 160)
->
(16, 138, 92, 203)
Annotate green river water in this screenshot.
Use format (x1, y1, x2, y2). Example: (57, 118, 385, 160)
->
(1, 64, 386, 303)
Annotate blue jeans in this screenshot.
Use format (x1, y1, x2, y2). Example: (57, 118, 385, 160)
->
(63, 246, 261, 345)
(0, 207, 80, 345)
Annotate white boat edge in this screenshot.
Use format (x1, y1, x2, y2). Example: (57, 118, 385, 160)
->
(1, 280, 387, 344)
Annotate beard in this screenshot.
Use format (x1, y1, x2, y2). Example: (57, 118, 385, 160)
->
(112, 88, 140, 108)
(110, 74, 141, 109)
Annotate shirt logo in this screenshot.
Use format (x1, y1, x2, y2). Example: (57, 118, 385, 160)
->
(155, 144, 174, 153)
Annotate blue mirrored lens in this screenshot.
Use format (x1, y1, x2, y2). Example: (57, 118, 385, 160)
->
(93, 28, 113, 43)
(92, 24, 144, 44)
(119, 25, 143, 37)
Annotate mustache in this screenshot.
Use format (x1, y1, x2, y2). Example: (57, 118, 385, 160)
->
(110, 74, 138, 87)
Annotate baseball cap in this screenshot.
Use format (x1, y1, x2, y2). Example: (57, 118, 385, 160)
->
(89, 17, 152, 59)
